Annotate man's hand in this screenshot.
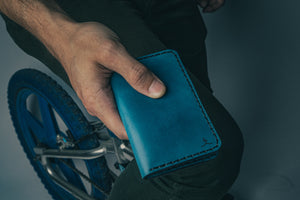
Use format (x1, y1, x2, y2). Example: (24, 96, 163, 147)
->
(196, 0, 225, 12)
(0, 0, 166, 140)
(60, 22, 166, 139)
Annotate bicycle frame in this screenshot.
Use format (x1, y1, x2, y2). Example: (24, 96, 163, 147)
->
(34, 122, 134, 200)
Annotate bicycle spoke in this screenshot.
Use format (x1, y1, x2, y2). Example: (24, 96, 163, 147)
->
(24, 110, 48, 144)
(57, 160, 87, 192)
(37, 95, 60, 147)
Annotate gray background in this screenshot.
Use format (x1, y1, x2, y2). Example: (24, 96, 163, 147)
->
(0, 1, 299, 199)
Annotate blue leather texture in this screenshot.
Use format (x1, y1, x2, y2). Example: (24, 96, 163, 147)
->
(111, 50, 221, 179)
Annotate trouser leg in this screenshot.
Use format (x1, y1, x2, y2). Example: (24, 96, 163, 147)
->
(108, 72, 244, 200)
(108, 1, 244, 199)
(144, 0, 211, 91)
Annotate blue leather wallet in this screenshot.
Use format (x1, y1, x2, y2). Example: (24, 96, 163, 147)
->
(111, 49, 221, 179)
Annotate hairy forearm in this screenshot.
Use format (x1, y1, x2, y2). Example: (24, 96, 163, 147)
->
(0, 0, 77, 60)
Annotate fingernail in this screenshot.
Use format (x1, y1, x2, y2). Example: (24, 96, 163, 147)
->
(148, 78, 166, 98)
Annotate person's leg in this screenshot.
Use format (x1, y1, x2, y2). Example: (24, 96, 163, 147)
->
(147, 1, 244, 198)
(108, 73, 244, 200)
(144, 0, 211, 91)
(109, 1, 244, 199)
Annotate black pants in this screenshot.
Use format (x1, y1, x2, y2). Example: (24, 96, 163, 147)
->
(2, 0, 244, 199)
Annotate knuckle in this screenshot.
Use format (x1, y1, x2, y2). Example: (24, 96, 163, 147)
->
(98, 40, 119, 62)
(102, 39, 118, 51)
(117, 133, 127, 140)
(99, 40, 122, 65)
(129, 65, 150, 86)
(81, 95, 97, 113)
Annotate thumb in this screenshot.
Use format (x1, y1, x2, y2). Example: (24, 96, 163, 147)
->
(124, 61, 166, 98)
(109, 50, 166, 99)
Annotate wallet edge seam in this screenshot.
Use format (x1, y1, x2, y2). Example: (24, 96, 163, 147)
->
(138, 49, 221, 173)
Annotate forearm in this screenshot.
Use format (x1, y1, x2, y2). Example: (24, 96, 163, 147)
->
(0, 0, 77, 61)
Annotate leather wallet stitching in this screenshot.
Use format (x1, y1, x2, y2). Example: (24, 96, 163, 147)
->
(138, 50, 220, 172)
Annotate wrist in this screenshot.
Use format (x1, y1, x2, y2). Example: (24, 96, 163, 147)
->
(0, 0, 79, 68)
(35, 12, 79, 63)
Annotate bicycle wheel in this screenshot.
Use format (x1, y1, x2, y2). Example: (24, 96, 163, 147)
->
(8, 69, 112, 200)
